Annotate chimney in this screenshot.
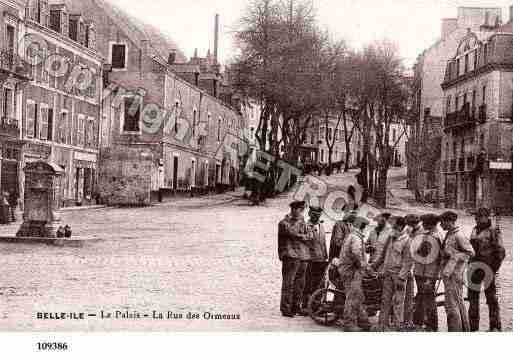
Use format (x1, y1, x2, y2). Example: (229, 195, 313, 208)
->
(441, 18, 457, 40)
(214, 14, 219, 65)
(168, 52, 176, 65)
(509, 5, 513, 23)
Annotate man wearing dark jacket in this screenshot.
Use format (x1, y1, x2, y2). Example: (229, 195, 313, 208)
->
(468, 207, 506, 331)
(278, 201, 311, 317)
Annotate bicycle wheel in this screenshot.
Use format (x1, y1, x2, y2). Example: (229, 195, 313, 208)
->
(308, 288, 341, 326)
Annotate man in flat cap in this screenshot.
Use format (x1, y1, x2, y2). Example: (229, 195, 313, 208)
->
(338, 214, 371, 331)
(370, 216, 414, 330)
(278, 201, 312, 317)
(411, 213, 443, 331)
(468, 207, 506, 331)
(439, 211, 474, 331)
(403, 214, 423, 329)
(366, 212, 392, 269)
(301, 206, 328, 314)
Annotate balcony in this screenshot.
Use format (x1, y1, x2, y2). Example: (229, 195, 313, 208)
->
(0, 49, 31, 81)
(444, 104, 477, 133)
(0, 117, 19, 137)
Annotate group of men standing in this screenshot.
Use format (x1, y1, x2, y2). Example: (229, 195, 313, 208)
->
(278, 201, 506, 331)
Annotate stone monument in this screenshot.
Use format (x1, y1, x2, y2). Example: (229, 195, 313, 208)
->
(16, 160, 64, 238)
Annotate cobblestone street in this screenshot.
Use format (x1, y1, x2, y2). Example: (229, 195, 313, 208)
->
(0, 170, 511, 331)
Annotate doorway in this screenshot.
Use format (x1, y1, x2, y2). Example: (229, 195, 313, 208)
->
(173, 156, 179, 190)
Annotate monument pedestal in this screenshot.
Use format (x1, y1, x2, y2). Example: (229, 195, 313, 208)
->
(15, 161, 64, 240)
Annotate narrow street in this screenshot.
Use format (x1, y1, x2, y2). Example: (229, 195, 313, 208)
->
(0, 169, 511, 331)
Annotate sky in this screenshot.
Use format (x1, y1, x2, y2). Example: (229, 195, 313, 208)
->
(108, 0, 513, 69)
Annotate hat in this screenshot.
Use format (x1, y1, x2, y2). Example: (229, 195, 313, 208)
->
(374, 212, 391, 221)
(390, 216, 406, 228)
(343, 210, 358, 223)
(405, 214, 421, 226)
(290, 201, 306, 210)
(421, 214, 439, 227)
(475, 207, 491, 217)
(440, 211, 458, 222)
(309, 206, 323, 214)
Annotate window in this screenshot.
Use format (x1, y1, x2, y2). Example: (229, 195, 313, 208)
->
(446, 96, 451, 115)
(456, 58, 460, 76)
(111, 43, 127, 70)
(482, 85, 486, 104)
(217, 117, 222, 141)
(76, 114, 85, 146)
(85, 117, 95, 147)
(311, 134, 314, 145)
(39, 104, 49, 140)
(192, 109, 197, 137)
(59, 111, 68, 143)
(26, 101, 37, 138)
(50, 10, 61, 33)
(3, 88, 14, 119)
(455, 95, 459, 111)
(464, 54, 469, 73)
(472, 90, 476, 109)
(474, 50, 478, 70)
(122, 96, 141, 132)
(6, 24, 15, 54)
(392, 129, 396, 143)
(484, 44, 488, 63)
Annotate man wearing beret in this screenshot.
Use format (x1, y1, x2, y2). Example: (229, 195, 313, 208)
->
(411, 213, 443, 331)
(278, 201, 312, 317)
(468, 207, 506, 331)
(439, 211, 474, 331)
(301, 206, 329, 314)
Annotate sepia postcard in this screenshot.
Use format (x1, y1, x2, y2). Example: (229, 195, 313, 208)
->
(0, 0, 512, 354)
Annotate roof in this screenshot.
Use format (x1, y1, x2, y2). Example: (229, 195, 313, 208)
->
(56, 0, 187, 63)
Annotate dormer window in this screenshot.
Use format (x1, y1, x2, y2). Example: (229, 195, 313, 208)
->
(110, 42, 127, 70)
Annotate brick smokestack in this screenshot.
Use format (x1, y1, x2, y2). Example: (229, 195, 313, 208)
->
(214, 14, 219, 65)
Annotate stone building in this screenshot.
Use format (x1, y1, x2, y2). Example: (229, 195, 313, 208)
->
(298, 115, 361, 169)
(407, 6, 502, 203)
(0, 0, 103, 207)
(441, 21, 513, 211)
(69, 0, 247, 205)
(0, 1, 31, 201)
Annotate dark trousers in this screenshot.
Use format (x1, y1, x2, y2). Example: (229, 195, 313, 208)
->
(280, 257, 308, 315)
(302, 261, 328, 309)
(468, 269, 501, 331)
(413, 275, 438, 331)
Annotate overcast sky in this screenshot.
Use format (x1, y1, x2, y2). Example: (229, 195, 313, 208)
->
(108, 0, 513, 68)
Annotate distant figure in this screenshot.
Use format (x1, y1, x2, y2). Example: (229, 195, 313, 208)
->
(8, 190, 18, 222)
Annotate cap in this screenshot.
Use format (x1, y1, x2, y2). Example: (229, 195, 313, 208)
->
(405, 214, 421, 226)
(440, 211, 458, 222)
(420, 213, 440, 227)
(374, 212, 392, 221)
(290, 201, 306, 210)
(475, 207, 491, 217)
(309, 206, 323, 214)
(342, 211, 358, 223)
(390, 216, 406, 228)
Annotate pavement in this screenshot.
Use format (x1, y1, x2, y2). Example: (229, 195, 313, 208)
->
(0, 168, 511, 331)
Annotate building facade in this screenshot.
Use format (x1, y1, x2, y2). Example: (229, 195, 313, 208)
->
(70, 0, 247, 205)
(0, 0, 31, 202)
(298, 115, 361, 169)
(407, 6, 502, 203)
(441, 28, 513, 211)
(0, 0, 103, 208)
